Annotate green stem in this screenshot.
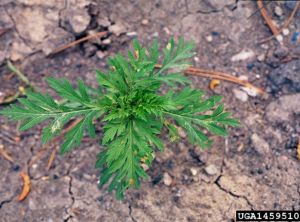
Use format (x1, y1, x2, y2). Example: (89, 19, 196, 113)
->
(7, 61, 36, 91)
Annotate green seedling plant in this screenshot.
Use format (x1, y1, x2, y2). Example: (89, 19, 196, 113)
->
(1, 38, 239, 199)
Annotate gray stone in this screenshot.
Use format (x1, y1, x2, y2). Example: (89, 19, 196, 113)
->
(190, 168, 198, 176)
(233, 88, 248, 102)
(245, 114, 261, 127)
(251, 134, 270, 155)
(141, 19, 149, 25)
(97, 17, 111, 27)
(96, 51, 106, 60)
(268, 60, 300, 93)
(177, 127, 187, 138)
(205, 164, 218, 176)
(64, 8, 91, 33)
(109, 22, 127, 36)
(274, 6, 283, 17)
(273, 47, 289, 59)
(206, 35, 213, 42)
(266, 94, 300, 122)
(10, 7, 58, 43)
(231, 49, 255, 62)
(257, 54, 265, 62)
(163, 172, 173, 186)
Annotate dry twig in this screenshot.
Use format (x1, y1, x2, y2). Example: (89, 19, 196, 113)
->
(49, 31, 107, 56)
(257, 0, 280, 36)
(46, 147, 57, 171)
(0, 144, 14, 163)
(258, 1, 300, 43)
(281, 1, 300, 32)
(155, 64, 265, 95)
(29, 118, 82, 169)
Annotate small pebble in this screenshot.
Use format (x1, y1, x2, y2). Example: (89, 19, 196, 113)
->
(193, 177, 199, 182)
(96, 51, 106, 59)
(152, 32, 159, 37)
(141, 163, 149, 171)
(237, 143, 244, 152)
(257, 54, 265, 62)
(241, 86, 258, 97)
(282, 28, 289, 36)
(251, 133, 270, 155)
(141, 19, 149, 25)
(177, 127, 186, 138)
(83, 173, 92, 180)
(233, 88, 248, 102)
(163, 172, 173, 186)
(109, 23, 126, 36)
(238, 75, 248, 81)
(231, 49, 255, 62)
(204, 164, 218, 176)
(273, 47, 288, 59)
(275, 35, 283, 42)
(274, 6, 283, 17)
(163, 27, 171, 35)
(260, 44, 269, 50)
(126, 32, 138, 37)
(190, 168, 198, 176)
(178, 142, 185, 151)
(206, 35, 213, 42)
(97, 17, 111, 27)
(102, 38, 111, 45)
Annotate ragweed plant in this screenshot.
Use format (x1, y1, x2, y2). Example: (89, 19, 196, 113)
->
(1, 38, 239, 199)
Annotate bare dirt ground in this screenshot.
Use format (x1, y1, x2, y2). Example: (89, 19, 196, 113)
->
(0, 0, 300, 221)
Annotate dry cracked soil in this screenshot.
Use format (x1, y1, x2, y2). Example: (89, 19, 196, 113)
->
(0, 0, 300, 222)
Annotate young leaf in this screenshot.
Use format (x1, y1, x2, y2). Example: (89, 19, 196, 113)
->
(0, 37, 239, 200)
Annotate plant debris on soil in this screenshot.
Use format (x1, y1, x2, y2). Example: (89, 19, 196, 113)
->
(0, 0, 300, 221)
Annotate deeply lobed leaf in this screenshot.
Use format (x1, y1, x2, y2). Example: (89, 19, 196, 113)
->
(0, 37, 239, 199)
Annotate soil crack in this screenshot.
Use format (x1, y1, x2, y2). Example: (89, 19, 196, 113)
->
(214, 175, 254, 210)
(0, 197, 13, 209)
(128, 204, 138, 222)
(63, 174, 75, 222)
(4, 8, 32, 48)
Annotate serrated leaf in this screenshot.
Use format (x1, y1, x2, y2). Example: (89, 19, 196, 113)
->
(19, 116, 49, 131)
